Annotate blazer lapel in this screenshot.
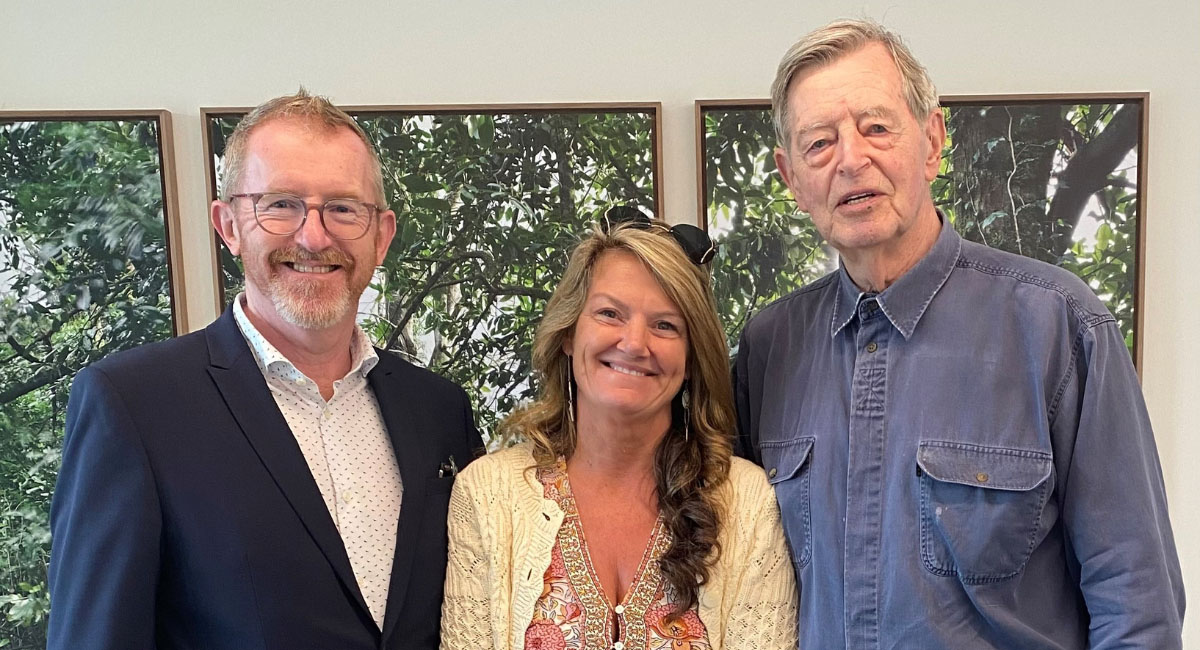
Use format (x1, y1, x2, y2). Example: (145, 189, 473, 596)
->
(204, 310, 371, 619)
(372, 354, 436, 642)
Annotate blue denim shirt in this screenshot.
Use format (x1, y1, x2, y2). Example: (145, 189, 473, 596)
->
(734, 218, 1184, 649)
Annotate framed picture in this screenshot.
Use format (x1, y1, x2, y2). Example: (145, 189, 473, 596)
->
(698, 94, 1147, 367)
(0, 110, 183, 646)
(202, 103, 663, 437)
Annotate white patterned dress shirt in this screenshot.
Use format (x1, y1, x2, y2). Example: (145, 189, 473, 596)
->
(233, 295, 402, 630)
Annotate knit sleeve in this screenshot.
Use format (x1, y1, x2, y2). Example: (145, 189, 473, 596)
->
(719, 462, 799, 650)
(440, 468, 497, 650)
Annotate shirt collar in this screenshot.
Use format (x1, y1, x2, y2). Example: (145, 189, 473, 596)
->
(830, 213, 962, 340)
(232, 293, 379, 378)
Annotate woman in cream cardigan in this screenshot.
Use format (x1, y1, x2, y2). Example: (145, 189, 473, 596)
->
(441, 209, 797, 650)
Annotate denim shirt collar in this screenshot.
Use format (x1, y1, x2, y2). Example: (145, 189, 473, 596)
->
(830, 214, 962, 340)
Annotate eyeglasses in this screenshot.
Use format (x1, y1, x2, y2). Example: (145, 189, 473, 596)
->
(600, 205, 717, 265)
(229, 192, 381, 241)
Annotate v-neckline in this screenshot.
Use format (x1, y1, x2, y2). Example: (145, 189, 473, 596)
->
(539, 459, 669, 646)
(577, 500, 664, 610)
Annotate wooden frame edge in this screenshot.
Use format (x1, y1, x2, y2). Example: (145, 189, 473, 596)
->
(694, 101, 706, 229)
(156, 110, 188, 334)
(199, 101, 665, 116)
(199, 107, 228, 316)
(649, 102, 665, 218)
(1133, 92, 1149, 378)
(939, 91, 1151, 104)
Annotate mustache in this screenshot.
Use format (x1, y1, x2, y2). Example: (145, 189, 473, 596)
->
(268, 247, 354, 268)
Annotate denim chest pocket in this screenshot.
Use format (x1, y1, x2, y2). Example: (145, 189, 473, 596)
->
(917, 441, 1053, 583)
(760, 437, 816, 569)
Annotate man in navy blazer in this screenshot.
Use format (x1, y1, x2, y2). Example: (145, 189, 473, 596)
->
(48, 90, 483, 650)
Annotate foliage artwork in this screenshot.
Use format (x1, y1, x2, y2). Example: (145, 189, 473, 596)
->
(0, 116, 176, 648)
(206, 108, 659, 440)
(701, 98, 1143, 358)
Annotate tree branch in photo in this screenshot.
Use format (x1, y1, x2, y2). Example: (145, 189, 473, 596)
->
(1048, 104, 1140, 257)
(0, 364, 71, 406)
(385, 250, 491, 350)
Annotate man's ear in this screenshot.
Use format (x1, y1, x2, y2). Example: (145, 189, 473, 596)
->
(211, 200, 242, 256)
(774, 146, 810, 213)
(923, 109, 947, 183)
(375, 208, 397, 266)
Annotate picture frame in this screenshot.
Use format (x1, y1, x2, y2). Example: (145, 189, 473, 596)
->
(0, 109, 183, 646)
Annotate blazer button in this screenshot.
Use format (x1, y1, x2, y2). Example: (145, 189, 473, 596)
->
(768, 467, 777, 478)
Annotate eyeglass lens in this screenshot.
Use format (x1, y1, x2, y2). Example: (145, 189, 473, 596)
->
(254, 193, 372, 240)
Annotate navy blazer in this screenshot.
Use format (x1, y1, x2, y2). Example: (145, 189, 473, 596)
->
(48, 308, 483, 650)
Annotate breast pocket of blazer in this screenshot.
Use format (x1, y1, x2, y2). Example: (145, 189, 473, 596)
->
(917, 440, 1053, 584)
(760, 436, 816, 569)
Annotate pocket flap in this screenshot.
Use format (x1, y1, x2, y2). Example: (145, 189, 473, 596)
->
(917, 441, 1051, 491)
(760, 437, 815, 485)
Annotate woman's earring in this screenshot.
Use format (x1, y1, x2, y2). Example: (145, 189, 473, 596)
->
(681, 384, 690, 443)
(566, 356, 576, 425)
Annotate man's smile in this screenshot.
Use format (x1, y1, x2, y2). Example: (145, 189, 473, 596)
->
(284, 262, 340, 274)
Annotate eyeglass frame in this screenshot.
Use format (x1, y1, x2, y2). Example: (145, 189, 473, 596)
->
(600, 205, 717, 266)
(228, 192, 384, 241)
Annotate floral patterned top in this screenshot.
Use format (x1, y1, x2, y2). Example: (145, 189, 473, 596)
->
(524, 461, 710, 650)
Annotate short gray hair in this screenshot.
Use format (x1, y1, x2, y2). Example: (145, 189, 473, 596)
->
(770, 18, 939, 148)
(219, 88, 386, 205)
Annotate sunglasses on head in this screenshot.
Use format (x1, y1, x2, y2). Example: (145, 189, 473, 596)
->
(600, 205, 717, 266)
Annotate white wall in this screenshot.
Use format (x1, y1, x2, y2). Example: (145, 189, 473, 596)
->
(5, 0, 1198, 641)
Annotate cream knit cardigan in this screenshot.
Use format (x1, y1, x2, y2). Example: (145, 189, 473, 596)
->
(441, 442, 798, 649)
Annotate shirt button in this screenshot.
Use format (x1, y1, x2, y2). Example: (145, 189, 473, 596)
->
(768, 468, 778, 478)
(614, 604, 625, 614)
(976, 472, 989, 483)
(866, 342, 878, 353)
(614, 642, 624, 650)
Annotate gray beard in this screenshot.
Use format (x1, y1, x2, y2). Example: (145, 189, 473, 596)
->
(267, 276, 355, 329)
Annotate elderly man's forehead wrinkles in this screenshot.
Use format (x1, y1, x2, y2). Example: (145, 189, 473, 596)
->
(857, 106, 902, 122)
(792, 104, 902, 143)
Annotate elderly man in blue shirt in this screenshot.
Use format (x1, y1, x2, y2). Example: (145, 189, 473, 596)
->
(734, 18, 1184, 649)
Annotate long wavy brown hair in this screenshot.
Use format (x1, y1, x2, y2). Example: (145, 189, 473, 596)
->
(502, 220, 734, 614)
